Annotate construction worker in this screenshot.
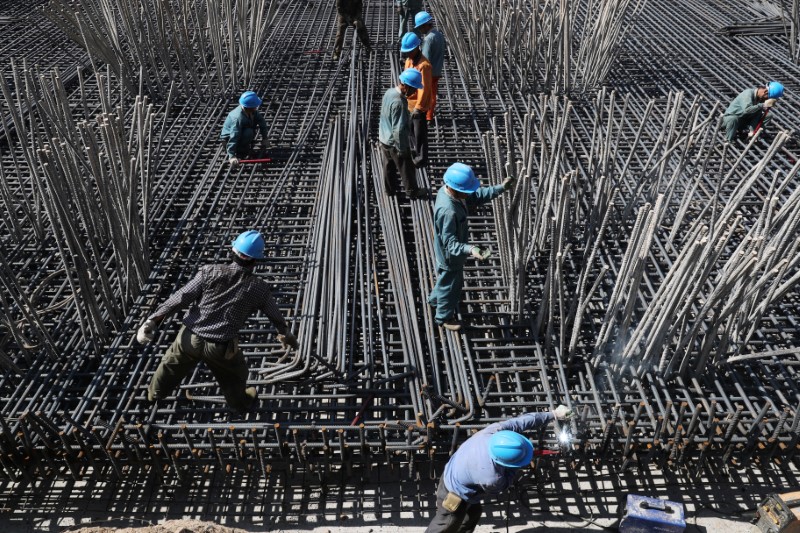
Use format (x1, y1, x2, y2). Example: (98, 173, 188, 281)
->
(221, 91, 268, 165)
(401, 32, 433, 168)
(415, 12, 446, 121)
(332, 0, 372, 62)
(135, 231, 298, 414)
(723, 81, 784, 142)
(395, 0, 423, 39)
(379, 68, 427, 199)
(425, 406, 574, 533)
(428, 163, 514, 331)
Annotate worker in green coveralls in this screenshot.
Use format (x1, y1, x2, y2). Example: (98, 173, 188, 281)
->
(428, 163, 514, 331)
(723, 81, 784, 142)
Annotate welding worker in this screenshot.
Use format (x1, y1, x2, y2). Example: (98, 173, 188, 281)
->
(425, 406, 574, 533)
(401, 32, 433, 168)
(395, 0, 423, 39)
(428, 163, 514, 331)
(415, 12, 446, 121)
(221, 91, 268, 165)
(379, 68, 427, 199)
(135, 231, 298, 414)
(332, 0, 372, 62)
(723, 81, 784, 142)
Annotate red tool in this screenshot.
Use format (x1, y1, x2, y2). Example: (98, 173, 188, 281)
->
(239, 158, 272, 164)
(533, 449, 560, 456)
(752, 108, 770, 136)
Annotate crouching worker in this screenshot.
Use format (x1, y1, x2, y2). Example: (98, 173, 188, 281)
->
(136, 230, 298, 414)
(221, 91, 268, 165)
(425, 405, 573, 533)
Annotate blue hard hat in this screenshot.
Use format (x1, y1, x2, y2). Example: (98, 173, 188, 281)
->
(443, 163, 480, 193)
(414, 11, 433, 28)
(399, 68, 424, 90)
(400, 32, 421, 53)
(239, 91, 262, 108)
(767, 81, 784, 99)
(488, 431, 534, 469)
(232, 230, 265, 259)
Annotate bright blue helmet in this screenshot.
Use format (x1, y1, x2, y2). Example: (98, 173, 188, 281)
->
(767, 81, 784, 99)
(239, 91, 262, 108)
(489, 431, 534, 469)
(232, 230, 265, 259)
(399, 68, 424, 90)
(400, 32, 421, 53)
(443, 163, 480, 193)
(415, 11, 433, 28)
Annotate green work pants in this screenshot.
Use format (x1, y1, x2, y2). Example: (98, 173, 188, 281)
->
(148, 325, 251, 412)
(427, 267, 464, 323)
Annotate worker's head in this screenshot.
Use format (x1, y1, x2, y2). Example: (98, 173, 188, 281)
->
(400, 32, 421, 59)
(767, 81, 785, 99)
(444, 163, 480, 198)
(414, 11, 434, 33)
(488, 431, 534, 469)
(399, 68, 424, 97)
(239, 91, 263, 111)
(231, 230, 266, 262)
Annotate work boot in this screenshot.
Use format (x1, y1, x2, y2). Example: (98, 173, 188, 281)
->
(332, 52, 340, 62)
(440, 319, 463, 332)
(241, 387, 258, 413)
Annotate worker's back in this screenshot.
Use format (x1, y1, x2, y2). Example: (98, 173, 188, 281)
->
(443, 423, 515, 504)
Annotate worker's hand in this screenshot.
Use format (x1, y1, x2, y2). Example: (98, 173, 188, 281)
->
(278, 332, 299, 350)
(136, 319, 158, 344)
(411, 109, 424, 118)
(471, 246, 491, 260)
(764, 98, 777, 108)
(502, 177, 516, 191)
(229, 157, 240, 165)
(553, 405, 574, 420)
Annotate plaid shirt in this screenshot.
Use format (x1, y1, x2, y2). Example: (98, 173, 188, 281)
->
(149, 262, 288, 342)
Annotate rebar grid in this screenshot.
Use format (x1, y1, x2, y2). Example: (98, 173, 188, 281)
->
(0, 0, 799, 491)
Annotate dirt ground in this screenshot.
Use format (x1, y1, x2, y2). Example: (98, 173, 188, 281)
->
(68, 521, 248, 533)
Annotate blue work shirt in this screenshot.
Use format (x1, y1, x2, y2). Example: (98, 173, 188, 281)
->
(433, 184, 504, 272)
(724, 88, 764, 120)
(421, 29, 446, 77)
(220, 106, 268, 158)
(379, 87, 411, 153)
(443, 412, 554, 504)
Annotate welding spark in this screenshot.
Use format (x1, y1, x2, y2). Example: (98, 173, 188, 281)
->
(558, 429, 573, 446)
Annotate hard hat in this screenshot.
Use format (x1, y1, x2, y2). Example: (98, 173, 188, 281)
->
(400, 32, 421, 53)
(239, 91, 262, 108)
(399, 68, 424, 90)
(415, 11, 433, 28)
(232, 230, 265, 259)
(488, 431, 534, 469)
(443, 162, 480, 193)
(767, 81, 784, 99)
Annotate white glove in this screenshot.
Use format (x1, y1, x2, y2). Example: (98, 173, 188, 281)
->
(471, 246, 491, 260)
(553, 405, 573, 420)
(747, 130, 755, 138)
(136, 319, 158, 344)
(764, 98, 777, 108)
(229, 157, 240, 165)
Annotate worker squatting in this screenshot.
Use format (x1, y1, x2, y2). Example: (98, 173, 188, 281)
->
(135, 7, 787, 532)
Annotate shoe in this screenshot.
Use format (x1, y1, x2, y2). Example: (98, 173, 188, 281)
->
(241, 387, 258, 412)
(332, 53, 340, 61)
(440, 319, 462, 332)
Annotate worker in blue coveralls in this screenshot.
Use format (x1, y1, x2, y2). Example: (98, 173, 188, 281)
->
(415, 11, 446, 121)
(427, 163, 514, 331)
(723, 81, 784, 142)
(424, 406, 574, 533)
(395, 0, 423, 38)
(221, 91, 268, 165)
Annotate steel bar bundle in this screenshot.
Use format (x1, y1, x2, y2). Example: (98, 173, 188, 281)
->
(42, 0, 278, 98)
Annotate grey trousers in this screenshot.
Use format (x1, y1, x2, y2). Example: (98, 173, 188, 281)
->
(424, 478, 483, 533)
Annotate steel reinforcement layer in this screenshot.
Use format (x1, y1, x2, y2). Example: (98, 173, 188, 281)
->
(0, 0, 800, 492)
